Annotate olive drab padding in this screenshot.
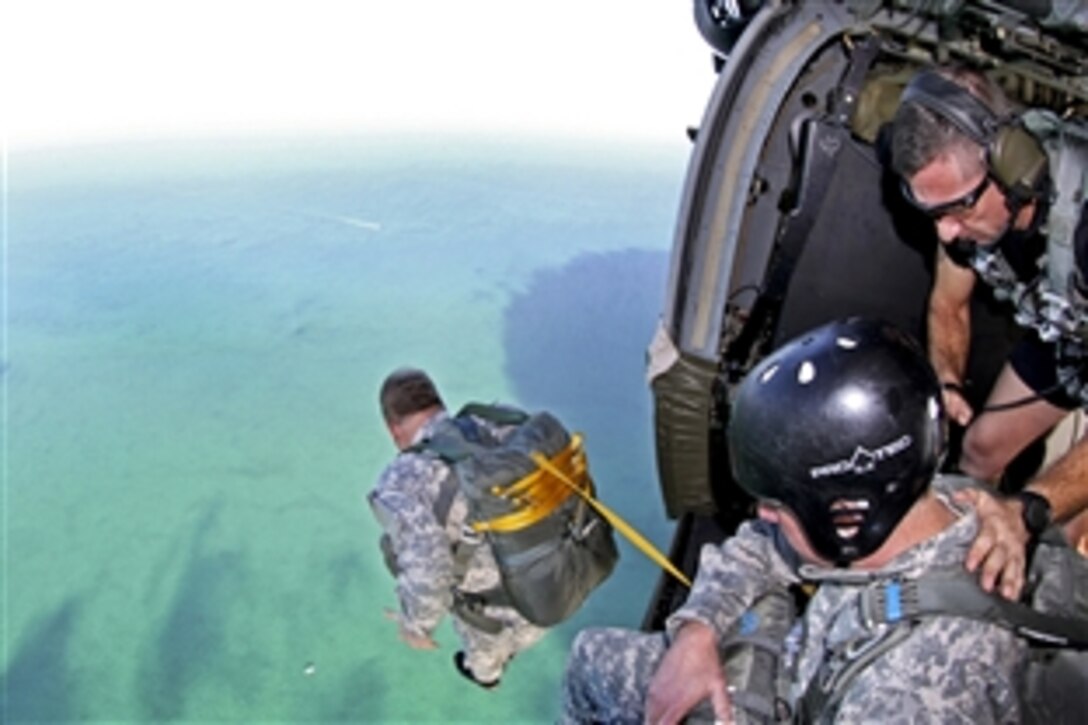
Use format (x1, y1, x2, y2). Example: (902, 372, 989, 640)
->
(719, 589, 796, 725)
(899, 70, 1050, 203)
(991, 123, 1051, 203)
(650, 349, 720, 517)
(851, 67, 917, 144)
(419, 404, 619, 628)
(379, 534, 399, 576)
(680, 588, 796, 725)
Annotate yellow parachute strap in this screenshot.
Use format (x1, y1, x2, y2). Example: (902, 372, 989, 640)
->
(530, 442, 692, 589)
(501, 435, 587, 498)
(470, 436, 589, 534)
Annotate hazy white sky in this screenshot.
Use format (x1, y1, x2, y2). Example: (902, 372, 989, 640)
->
(2, 1, 717, 148)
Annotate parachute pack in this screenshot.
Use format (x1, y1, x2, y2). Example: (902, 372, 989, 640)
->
(414, 402, 619, 628)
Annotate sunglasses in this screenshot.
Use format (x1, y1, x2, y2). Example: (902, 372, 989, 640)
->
(901, 174, 991, 219)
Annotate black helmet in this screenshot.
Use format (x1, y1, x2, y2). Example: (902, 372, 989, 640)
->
(727, 318, 944, 565)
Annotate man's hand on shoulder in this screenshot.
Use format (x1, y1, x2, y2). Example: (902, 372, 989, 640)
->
(645, 621, 732, 725)
(953, 488, 1029, 600)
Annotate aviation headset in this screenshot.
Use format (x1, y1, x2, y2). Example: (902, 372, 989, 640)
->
(901, 70, 1049, 205)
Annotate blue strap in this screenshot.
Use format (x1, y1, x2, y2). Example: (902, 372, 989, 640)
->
(863, 573, 1088, 648)
(884, 581, 903, 623)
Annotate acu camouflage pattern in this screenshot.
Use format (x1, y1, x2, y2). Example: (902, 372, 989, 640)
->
(368, 411, 545, 683)
(561, 477, 1024, 723)
(561, 588, 794, 725)
(561, 627, 669, 725)
(795, 506, 1023, 724)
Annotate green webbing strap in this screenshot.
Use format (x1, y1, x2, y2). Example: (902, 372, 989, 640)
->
(379, 534, 399, 577)
(861, 573, 1088, 648)
(412, 403, 535, 518)
(405, 420, 490, 611)
(411, 404, 531, 522)
(407, 420, 475, 525)
(451, 588, 510, 636)
(729, 690, 776, 722)
(799, 620, 914, 722)
(450, 536, 478, 582)
(455, 402, 530, 427)
(433, 481, 460, 536)
(720, 631, 785, 721)
(409, 407, 527, 625)
(407, 429, 474, 463)
(802, 569, 1088, 720)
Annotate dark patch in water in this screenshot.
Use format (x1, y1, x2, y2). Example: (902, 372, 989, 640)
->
(0, 598, 82, 721)
(136, 500, 251, 719)
(504, 249, 665, 407)
(502, 247, 673, 624)
(327, 549, 368, 599)
(503, 247, 668, 475)
(318, 658, 388, 721)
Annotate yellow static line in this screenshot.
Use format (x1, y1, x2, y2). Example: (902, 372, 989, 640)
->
(531, 446, 692, 589)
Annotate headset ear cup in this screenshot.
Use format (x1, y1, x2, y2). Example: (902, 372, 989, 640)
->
(989, 124, 1048, 200)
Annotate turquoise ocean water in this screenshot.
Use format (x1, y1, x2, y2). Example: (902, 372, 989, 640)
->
(3, 132, 689, 722)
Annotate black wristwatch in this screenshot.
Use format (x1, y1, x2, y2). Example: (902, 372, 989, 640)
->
(1014, 490, 1053, 539)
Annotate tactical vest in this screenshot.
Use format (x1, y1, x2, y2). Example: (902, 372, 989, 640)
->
(961, 110, 1088, 404)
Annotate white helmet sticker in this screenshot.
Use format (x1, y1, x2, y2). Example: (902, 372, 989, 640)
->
(809, 434, 913, 479)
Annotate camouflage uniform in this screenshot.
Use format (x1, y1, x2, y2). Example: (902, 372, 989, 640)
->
(369, 411, 546, 683)
(561, 477, 1025, 723)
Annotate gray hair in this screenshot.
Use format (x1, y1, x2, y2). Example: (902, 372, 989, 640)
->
(890, 66, 1012, 180)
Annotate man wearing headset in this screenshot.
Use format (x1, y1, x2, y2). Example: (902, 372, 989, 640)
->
(890, 66, 1088, 599)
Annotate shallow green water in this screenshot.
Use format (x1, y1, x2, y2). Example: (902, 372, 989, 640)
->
(2, 133, 689, 722)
